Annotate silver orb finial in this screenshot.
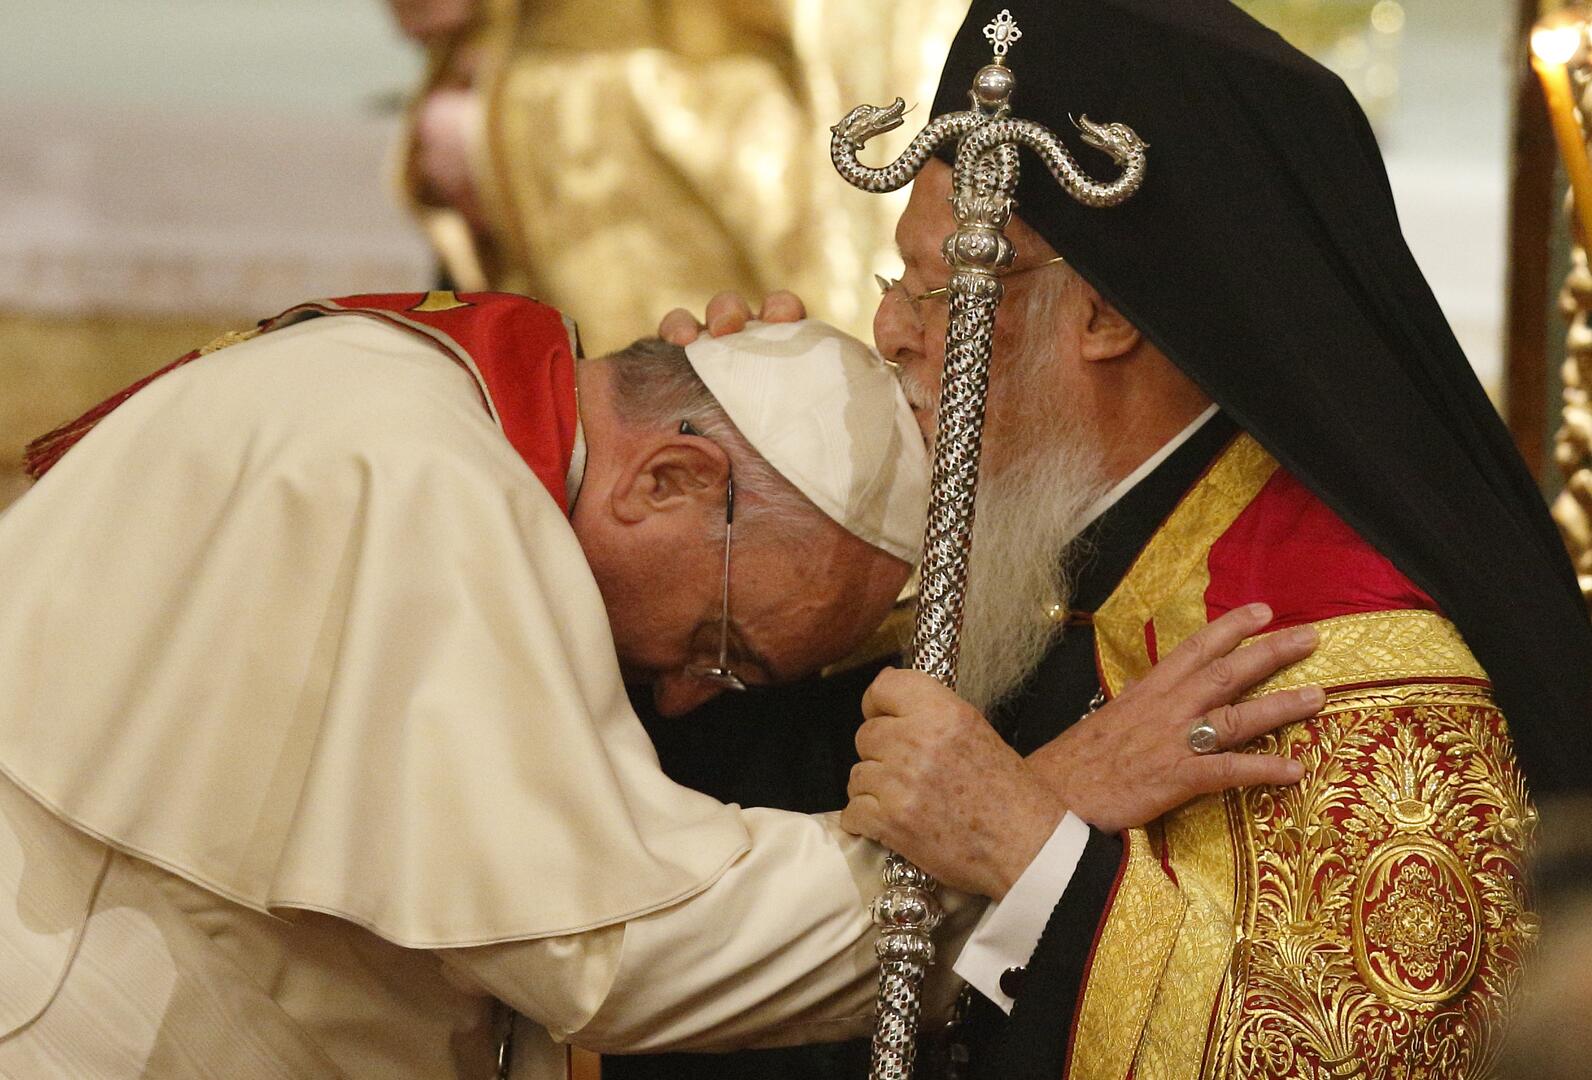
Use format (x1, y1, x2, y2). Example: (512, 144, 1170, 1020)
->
(971, 62, 1016, 111)
(983, 9, 1022, 60)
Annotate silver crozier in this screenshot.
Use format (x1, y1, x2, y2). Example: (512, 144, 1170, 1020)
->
(829, 10, 1148, 1079)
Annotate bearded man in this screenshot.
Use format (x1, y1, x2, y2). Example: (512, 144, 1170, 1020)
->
(0, 289, 1321, 1079)
(663, 1, 1592, 1076)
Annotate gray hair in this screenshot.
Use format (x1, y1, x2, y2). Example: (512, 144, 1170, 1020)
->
(601, 337, 831, 545)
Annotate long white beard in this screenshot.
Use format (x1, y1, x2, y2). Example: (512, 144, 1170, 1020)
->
(953, 428, 1108, 712)
(897, 278, 1111, 714)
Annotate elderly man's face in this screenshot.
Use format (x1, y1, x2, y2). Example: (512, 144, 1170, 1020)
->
(873, 159, 1114, 710)
(582, 497, 911, 718)
(874, 159, 1089, 473)
(570, 356, 915, 718)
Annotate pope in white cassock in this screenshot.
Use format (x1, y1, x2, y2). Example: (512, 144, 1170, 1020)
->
(0, 290, 1310, 1080)
(0, 290, 952, 1080)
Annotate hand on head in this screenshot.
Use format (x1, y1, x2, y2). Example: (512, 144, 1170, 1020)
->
(841, 603, 1321, 899)
(658, 291, 808, 346)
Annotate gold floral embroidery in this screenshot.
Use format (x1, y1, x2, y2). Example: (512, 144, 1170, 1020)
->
(1215, 690, 1538, 1079)
(1082, 433, 1537, 1080)
(1355, 839, 1480, 1001)
(1245, 611, 1487, 697)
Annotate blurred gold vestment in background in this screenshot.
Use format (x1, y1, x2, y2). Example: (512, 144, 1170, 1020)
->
(402, 0, 967, 354)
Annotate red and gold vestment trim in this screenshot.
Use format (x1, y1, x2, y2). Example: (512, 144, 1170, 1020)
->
(25, 291, 583, 514)
(1068, 434, 1537, 1080)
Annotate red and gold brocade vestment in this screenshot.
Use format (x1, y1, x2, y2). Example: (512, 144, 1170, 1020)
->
(1065, 433, 1539, 1080)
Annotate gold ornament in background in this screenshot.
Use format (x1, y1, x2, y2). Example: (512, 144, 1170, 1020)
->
(1539, 10, 1592, 608)
(1236, 0, 1407, 118)
(401, 0, 968, 355)
(1553, 222, 1592, 603)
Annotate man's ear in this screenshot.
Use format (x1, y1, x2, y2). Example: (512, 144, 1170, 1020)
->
(609, 438, 729, 524)
(1078, 282, 1142, 363)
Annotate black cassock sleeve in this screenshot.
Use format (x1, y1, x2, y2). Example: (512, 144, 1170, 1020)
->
(967, 828, 1124, 1080)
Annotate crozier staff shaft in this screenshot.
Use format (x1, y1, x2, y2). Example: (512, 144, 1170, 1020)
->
(829, 10, 1146, 1079)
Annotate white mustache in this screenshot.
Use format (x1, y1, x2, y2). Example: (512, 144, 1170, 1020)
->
(894, 368, 937, 410)
(895, 371, 940, 446)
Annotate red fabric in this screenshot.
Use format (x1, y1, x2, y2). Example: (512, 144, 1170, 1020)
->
(1205, 468, 1437, 631)
(25, 291, 581, 515)
(1159, 837, 1178, 886)
(272, 293, 581, 513)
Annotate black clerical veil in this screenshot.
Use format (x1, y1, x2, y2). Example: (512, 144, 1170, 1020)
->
(932, 0, 1592, 794)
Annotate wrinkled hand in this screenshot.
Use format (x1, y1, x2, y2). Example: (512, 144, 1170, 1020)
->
(844, 672, 1063, 899)
(1033, 603, 1320, 833)
(841, 603, 1321, 899)
(657, 290, 807, 345)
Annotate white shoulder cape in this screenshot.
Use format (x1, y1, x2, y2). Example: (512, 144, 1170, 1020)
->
(0, 316, 750, 947)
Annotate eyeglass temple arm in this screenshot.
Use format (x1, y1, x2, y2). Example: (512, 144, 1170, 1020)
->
(718, 474, 734, 665)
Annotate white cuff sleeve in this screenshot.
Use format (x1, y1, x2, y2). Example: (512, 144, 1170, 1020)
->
(950, 812, 1090, 1014)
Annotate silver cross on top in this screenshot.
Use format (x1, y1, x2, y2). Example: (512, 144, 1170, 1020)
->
(982, 9, 1022, 59)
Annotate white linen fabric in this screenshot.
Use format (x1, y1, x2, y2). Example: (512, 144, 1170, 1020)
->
(0, 313, 982, 1078)
(0, 316, 752, 948)
(1, 773, 961, 1080)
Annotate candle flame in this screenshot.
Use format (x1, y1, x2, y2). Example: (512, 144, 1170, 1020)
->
(1533, 23, 1585, 66)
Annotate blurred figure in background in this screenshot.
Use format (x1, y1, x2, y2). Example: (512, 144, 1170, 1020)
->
(1499, 794, 1592, 1080)
(392, 0, 967, 353)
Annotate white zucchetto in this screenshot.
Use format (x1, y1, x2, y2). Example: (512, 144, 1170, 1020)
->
(685, 320, 930, 563)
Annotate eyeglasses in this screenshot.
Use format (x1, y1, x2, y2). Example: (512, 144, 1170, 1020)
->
(874, 254, 1069, 324)
(679, 420, 747, 692)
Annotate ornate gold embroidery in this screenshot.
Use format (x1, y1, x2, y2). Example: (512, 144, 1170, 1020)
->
(1215, 691, 1538, 1079)
(1088, 432, 1277, 1080)
(1354, 838, 1481, 1002)
(1246, 610, 1487, 696)
(196, 326, 262, 356)
(1131, 793, 1242, 1080)
(1095, 434, 1277, 698)
(1084, 433, 1536, 1080)
(1066, 828, 1188, 1080)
